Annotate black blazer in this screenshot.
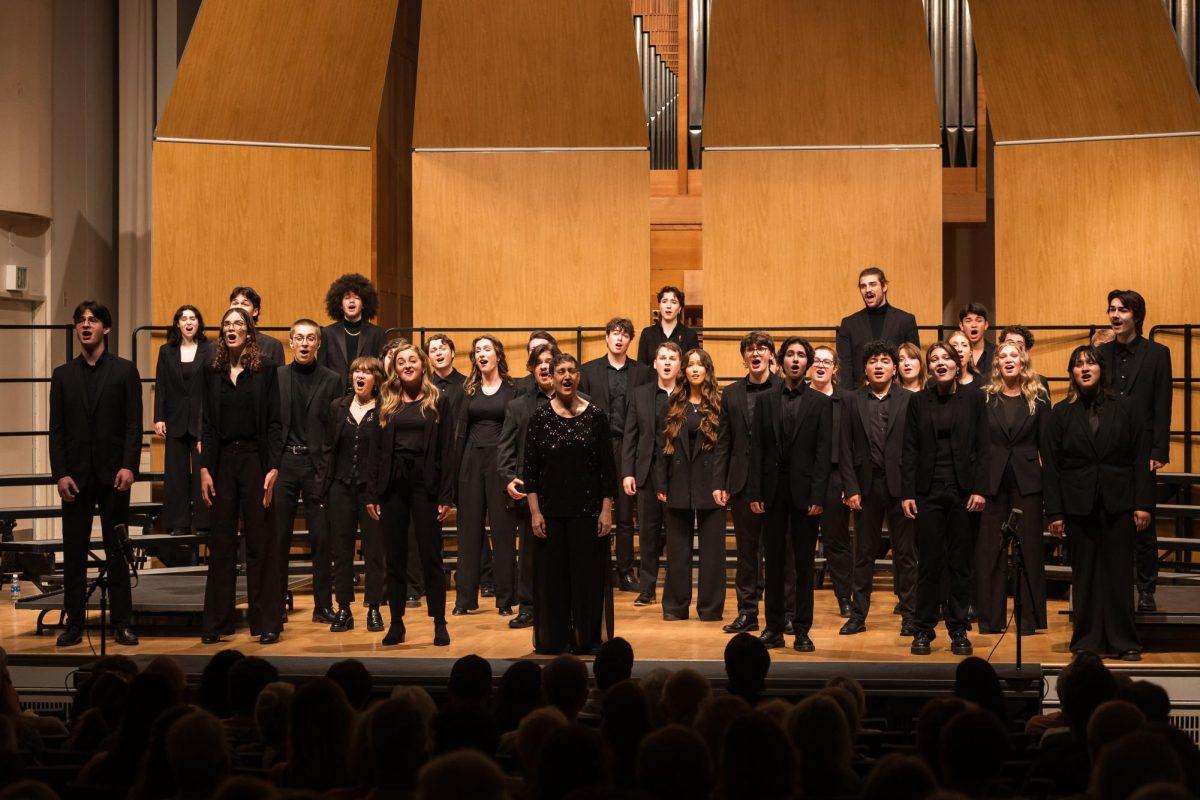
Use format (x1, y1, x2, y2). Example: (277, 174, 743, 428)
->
(1098, 337, 1173, 464)
(654, 408, 721, 510)
(902, 386, 988, 499)
(316, 395, 379, 498)
(839, 387, 913, 500)
(635, 323, 701, 365)
(200, 365, 282, 477)
(497, 391, 551, 486)
(621, 382, 670, 488)
(835, 304, 920, 383)
(276, 363, 342, 472)
(153, 340, 212, 439)
(367, 394, 455, 506)
(1044, 394, 1154, 519)
(318, 322, 387, 389)
(746, 385, 832, 510)
(979, 392, 1052, 498)
(578, 356, 654, 421)
(49, 353, 143, 489)
(259, 335, 286, 368)
(713, 374, 781, 496)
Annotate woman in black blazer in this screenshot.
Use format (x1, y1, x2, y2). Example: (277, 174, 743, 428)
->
(1045, 345, 1153, 661)
(366, 339, 455, 646)
(199, 308, 282, 645)
(976, 342, 1051, 635)
(154, 305, 211, 534)
(655, 348, 725, 622)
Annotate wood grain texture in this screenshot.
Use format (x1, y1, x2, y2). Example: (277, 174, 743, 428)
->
(156, 0, 398, 146)
(413, 0, 644, 149)
(704, 0, 939, 147)
(152, 142, 373, 337)
(702, 149, 941, 376)
(970, 0, 1200, 142)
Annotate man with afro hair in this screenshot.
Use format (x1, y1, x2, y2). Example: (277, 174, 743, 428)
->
(319, 273, 388, 390)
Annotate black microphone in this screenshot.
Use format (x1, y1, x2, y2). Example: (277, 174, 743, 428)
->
(114, 524, 137, 578)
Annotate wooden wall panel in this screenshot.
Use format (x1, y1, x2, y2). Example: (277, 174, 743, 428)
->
(157, 0, 398, 146)
(971, 0, 1200, 142)
(705, 0, 939, 147)
(413, 0, 644, 148)
(703, 149, 942, 376)
(152, 142, 373, 339)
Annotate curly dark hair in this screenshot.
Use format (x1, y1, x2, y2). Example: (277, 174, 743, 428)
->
(324, 273, 379, 322)
(211, 307, 263, 374)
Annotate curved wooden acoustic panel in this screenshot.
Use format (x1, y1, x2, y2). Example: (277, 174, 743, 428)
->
(413, 0, 644, 149)
(971, 0, 1200, 142)
(704, 0, 939, 147)
(157, 0, 398, 147)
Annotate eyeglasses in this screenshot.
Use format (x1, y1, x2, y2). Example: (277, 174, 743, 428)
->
(812, 358, 835, 367)
(291, 334, 319, 344)
(223, 320, 247, 329)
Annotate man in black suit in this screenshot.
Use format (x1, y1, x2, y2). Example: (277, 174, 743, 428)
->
(318, 274, 387, 390)
(839, 341, 916, 636)
(1098, 289, 1173, 612)
(959, 303, 995, 377)
(636, 286, 701, 364)
(746, 337, 831, 652)
(426, 332, 466, 396)
(229, 286, 285, 366)
(273, 320, 342, 625)
(622, 341, 681, 605)
(49, 301, 142, 648)
(579, 318, 654, 591)
(714, 331, 783, 633)
(835, 267, 921, 384)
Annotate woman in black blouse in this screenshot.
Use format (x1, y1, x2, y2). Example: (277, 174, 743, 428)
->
(319, 356, 385, 633)
(154, 305, 211, 535)
(452, 335, 518, 616)
(525, 352, 616, 655)
(366, 340, 455, 646)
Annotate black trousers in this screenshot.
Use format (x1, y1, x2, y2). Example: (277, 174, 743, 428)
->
(914, 482, 973, 636)
(731, 493, 796, 618)
(1067, 509, 1140, 654)
(850, 474, 913, 623)
(663, 507, 726, 620)
(820, 469, 852, 603)
(533, 517, 612, 654)
(380, 467, 446, 624)
(977, 476, 1047, 634)
(327, 480, 384, 607)
(763, 481, 819, 634)
(611, 438, 636, 576)
(62, 481, 134, 627)
(513, 504, 535, 615)
(456, 445, 517, 610)
(274, 452, 332, 610)
(163, 434, 209, 530)
(203, 446, 280, 636)
(636, 487, 667, 595)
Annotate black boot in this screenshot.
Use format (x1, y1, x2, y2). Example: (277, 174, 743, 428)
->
(433, 621, 450, 646)
(382, 620, 406, 646)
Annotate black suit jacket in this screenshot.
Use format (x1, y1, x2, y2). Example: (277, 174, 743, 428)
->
(276, 363, 342, 472)
(49, 353, 143, 489)
(1098, 337, 1173, 464)
(635, 323, 701, 365)
(259, 335, 285, 367)
(1044, 394, 1154, 519)
(497, 391, 551, 486)
(902, 386, 988, 499)
(621, 382, 671, 488)
(318, 321, 387, 389)
(367, 394, 455, 506)
(839, 387, 913, 500)
(200, 365, 282, 477)
(153, 340, 212, 439)
(746, 385, 832, 510)
(835, 304, 921, 383)
(979, 392, 1053, 497)
(578, 356, 654, 419)
(713, 374, 781, 496)
(655, 410, 721, 510)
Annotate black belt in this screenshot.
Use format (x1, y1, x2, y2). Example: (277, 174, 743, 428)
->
(283, 445, 309, 455)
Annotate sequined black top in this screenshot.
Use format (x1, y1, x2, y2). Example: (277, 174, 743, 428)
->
(523, 402, 617, 519)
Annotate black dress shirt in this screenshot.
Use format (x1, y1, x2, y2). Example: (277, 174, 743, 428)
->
(778, 384, 806, 469)
(333, 407, 376, 485)
(606, 362, 630, 437)
(286, 362, 318, 447)
(745, 377, 773, 425)
(866, 390, 896, 468)
(434, 369, 465, 393)
(81, 352, 109, 404)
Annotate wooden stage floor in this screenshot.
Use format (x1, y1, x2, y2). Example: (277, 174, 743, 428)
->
(5, 584, 1199, 668)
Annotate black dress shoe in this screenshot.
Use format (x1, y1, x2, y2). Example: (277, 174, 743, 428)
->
(793, 633, 815, 652)
(759, 629, 785, 649)
(723, 614, 759, 633)
(498, 606, 514, 617)
(1138, 592, 1157, 613)
(911, 631, 934, 655)
(383, 622, 406, 645)
(839, 619, 867, 635)
(900, 619, 917, 637)
(406, 592, 422, 609)
(451, 606, 470, 616)
(950, 631, 973, 656)
(509, 611, 534, 629)
(634, 592, 656, 606)
(481, 585, 496, 598)
(330, 608, 354, 632)
(366, 605, 385, 631)
(201, 633, 223, 645)
(312, 607, 337, 624)
(259, 632, 280, 645)
(56, 626, 83, 647)
(114, 627, 139, 646)
(618, 572, 638, 592)
(433, 622, 450, 646)
(662, 612, 686, 621)
(1119, 649, 1143, 662)
(838, 599, 853, 619)
(784, 617, 796, 636)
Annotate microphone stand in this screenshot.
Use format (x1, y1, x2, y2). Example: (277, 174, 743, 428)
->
(82, 551, 111, 657)
(1000, 513, 1036, 674)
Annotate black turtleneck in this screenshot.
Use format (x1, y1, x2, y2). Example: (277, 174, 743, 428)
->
(342, 318, 363, 364)
(867, 304, 888, 340)
(286, 360, 318, 447)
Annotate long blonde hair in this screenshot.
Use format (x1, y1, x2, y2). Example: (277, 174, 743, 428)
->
(378, 338, 441, 426)
(662, 349, 721, 455)
(983, 342, 1047, 414)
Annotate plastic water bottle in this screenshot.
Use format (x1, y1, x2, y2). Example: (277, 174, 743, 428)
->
(9, 575, 19, 606)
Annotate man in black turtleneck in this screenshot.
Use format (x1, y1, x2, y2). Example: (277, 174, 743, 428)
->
(836, 267, 921, 385)
(318, 273, 387, 391)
